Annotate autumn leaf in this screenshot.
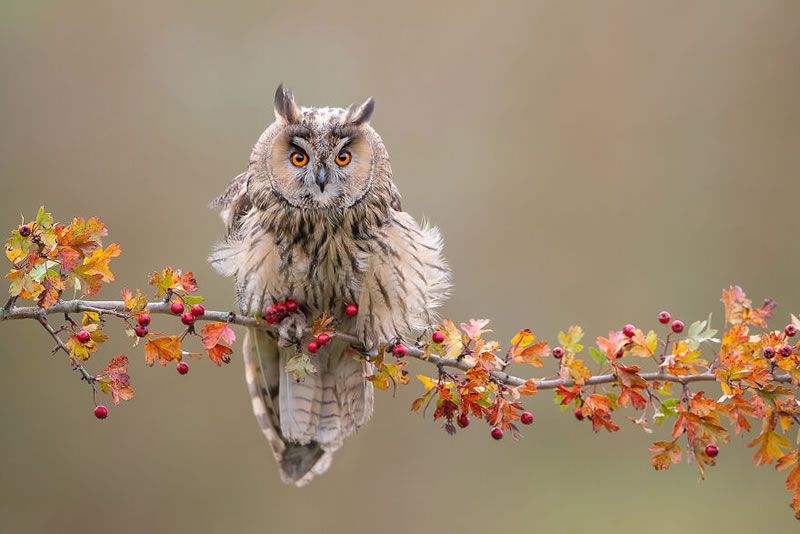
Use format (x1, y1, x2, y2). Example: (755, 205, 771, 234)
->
(95, 354, 133, 405)
(554, 384, 581, 407)
(583, 394, 619, 433)
(558, 353, 591, 385)
(777, 448, 800, 519)
(174, 271, 198, 292)
(630, 329, 658, 358)
(73, 243, 120, 284)
(144, 336, 181, 366)
(748, 415, 791, 466)
(310, 312, 336, 337)
(36, 273, 64, 309)
(201, 322, 236, 350)
(417, 375, 435, 391)
(508, 329, 550, 367)
(558, 326, 584, 353)
(438, 320, 464, 359)
(460, 319, 491, 341)
(650, 440, 682, 470)
(148, 267, 196, 297)
(616, 364, 648, 409)
(122, 288, 148, 313)
(207, 343, 232, 366)
(596, 330, 628, 360)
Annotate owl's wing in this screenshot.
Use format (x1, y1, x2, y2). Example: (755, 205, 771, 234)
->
(243, 327, 373, 486)
(355, 211, 450, 349)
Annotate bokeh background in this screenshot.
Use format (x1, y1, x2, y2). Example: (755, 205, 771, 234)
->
(1, 1, 799, 532)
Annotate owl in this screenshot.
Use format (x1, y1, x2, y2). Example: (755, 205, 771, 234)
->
(209, 86, 449, 486)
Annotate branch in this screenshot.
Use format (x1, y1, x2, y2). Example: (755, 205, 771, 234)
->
(2, 299, 792, 391)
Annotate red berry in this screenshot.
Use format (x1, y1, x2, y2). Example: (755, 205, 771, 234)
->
(285, 300, 298, 312)
(275, 304, 287, 317)
(264, 305, 278, 323)
(671, 320, 684, 334)
(764, 346, 776, 359)
(77, 330, 91, 344)
(170, 300, 184, 315)
(658, 311, 671, 324)
(176, 362, 189, 375)
(18, 224, 31, 237)
(490, 427, 504, 440)
(137, 313, 151, 327)
(520, 411, 534, 425)
(705, 444, 719, 457)
(574, 407, 585, 421)
(457, 414, 469, 428)
(622, 324, 636, 338)
(181, 312, 195, 325)
(432, 330, 445, 344)
(345, 304, 358, 317)
(134, 325, 148, 337)
(552, 347, 565, 359)
(779, 344, 793, 357)
(785, 325, 797, 338)
(94, 405, 108, 419)
(317, 333, 331, 346)
(307, 341, 319, 354)
(393, 344, 407, 358)
(190, 304, 205, 317)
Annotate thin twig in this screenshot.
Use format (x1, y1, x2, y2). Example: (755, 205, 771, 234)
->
(36, 315, 95, 386)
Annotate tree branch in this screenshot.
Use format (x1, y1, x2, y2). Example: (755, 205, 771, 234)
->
(3, 299, 792, 391)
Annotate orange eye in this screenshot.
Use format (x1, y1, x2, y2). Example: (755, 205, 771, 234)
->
(291, 151, 308, 167)
(335, 150, 351, 166)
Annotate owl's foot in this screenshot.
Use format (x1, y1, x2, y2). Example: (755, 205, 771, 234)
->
(277, 310, 306, 348)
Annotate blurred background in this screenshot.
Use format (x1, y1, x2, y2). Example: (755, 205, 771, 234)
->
(1, 1, 799, 532)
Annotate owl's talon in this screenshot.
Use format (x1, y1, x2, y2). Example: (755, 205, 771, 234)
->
(277, 310, 307, 347)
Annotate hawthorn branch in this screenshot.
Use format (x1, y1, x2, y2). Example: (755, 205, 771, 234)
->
(36, 315, 95, 386)
(1, 299, 794, 391)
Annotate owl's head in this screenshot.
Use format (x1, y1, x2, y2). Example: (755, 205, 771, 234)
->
(251, 85, 390, 211)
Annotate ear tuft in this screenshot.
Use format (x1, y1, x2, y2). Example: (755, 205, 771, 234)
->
(274, 84, 301, 124)
(348, 97, 375, 126)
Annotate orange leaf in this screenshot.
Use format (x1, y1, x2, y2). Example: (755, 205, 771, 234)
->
(144, 336, 181, 366)
(207, 343, 232, 366)
(200, 322, 236, 350)
(649, 440, 682, 471)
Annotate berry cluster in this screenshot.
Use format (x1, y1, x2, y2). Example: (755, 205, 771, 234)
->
(170, 300, 204, 326)
(264, 299, 298, 324)
(307, 331, 332, 354)
(134, 313, 150, 337)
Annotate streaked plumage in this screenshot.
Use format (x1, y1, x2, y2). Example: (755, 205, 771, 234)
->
(210, 86, 449, 485)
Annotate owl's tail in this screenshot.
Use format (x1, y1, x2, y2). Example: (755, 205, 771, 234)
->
(243, 327, 373, 486)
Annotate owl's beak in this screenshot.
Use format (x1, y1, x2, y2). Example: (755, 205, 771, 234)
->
(315, 167, 328, 193)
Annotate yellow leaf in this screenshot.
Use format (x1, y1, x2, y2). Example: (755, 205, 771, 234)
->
(417, 375, 435, 391)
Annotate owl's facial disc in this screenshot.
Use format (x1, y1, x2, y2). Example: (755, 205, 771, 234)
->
(269, 121, 373, 210)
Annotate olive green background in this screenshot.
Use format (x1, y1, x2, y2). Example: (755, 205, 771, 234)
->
(1, 1, 799, 532)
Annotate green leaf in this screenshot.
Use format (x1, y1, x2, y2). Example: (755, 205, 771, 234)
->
(686, 313, 719, 351)
(29, 263, 47, 283)
(606, 392, 618, 411)
(285, 353, 317, 382)
(589, 347, 605, 365)
(182, 295, 204, 306)
(654, 399, 680, 425)
(36, 206, 53, 229)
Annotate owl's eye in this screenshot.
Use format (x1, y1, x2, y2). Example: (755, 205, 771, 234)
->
(290, 151, 308, 167)
(335, 150, 351, 166)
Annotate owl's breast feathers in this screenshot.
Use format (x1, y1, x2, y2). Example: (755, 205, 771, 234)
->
(210, 174, 449, 346)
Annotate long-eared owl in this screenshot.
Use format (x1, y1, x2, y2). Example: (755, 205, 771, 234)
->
(210, 86, 449, 485)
